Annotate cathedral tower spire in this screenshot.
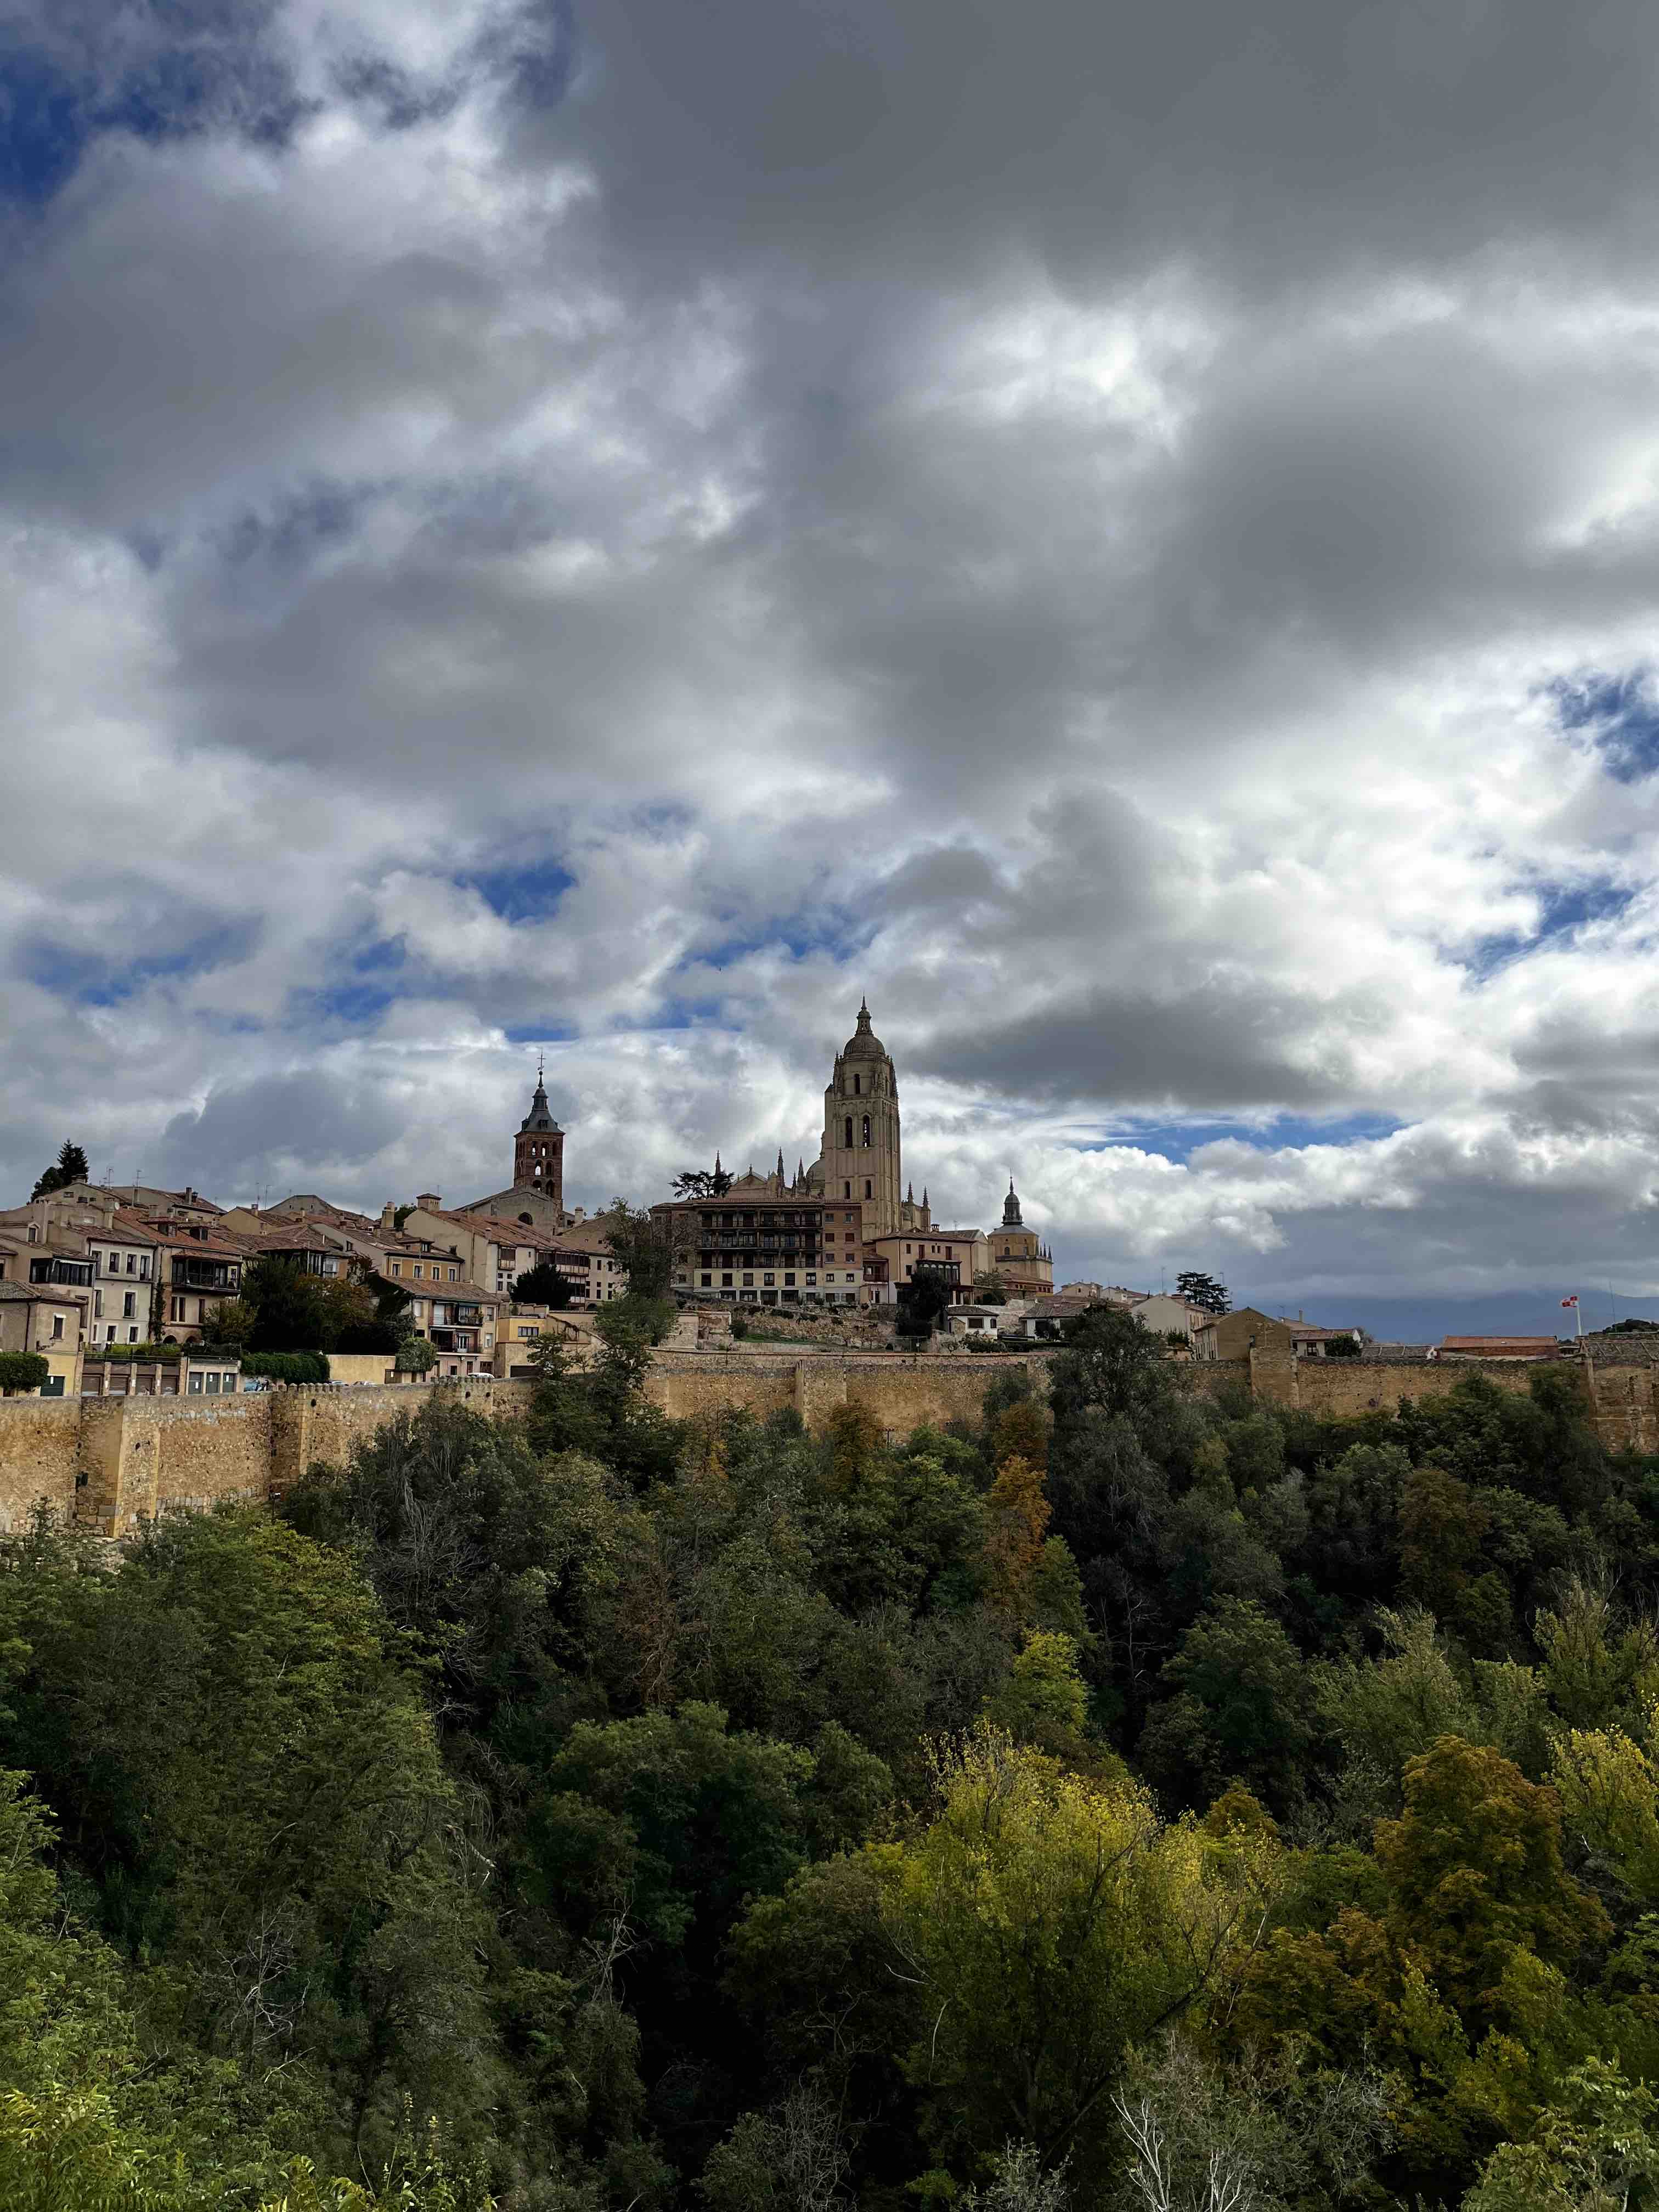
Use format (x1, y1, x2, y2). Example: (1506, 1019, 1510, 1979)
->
(820, 998, 902, 1238)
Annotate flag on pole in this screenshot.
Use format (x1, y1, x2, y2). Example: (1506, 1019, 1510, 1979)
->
(1561, 1295, 1578, 1308)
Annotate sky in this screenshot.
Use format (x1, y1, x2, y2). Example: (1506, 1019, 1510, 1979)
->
(6, 0, 1659, 1339)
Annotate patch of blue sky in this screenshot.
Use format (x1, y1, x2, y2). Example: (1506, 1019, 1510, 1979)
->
(696, 919, 856, 969)
(1466, 876, 1633, 979)
(479, 0, 577, 111)
(219, 483, 369, 573)
(0, 10, 312, 212)
(619, 994, 727, 1032)
(459, 861, 577, 923)
(1079, 1112, 1406, 1164)
(303, 980, 397, 1025)
(503, 1022, 577, 1048)
(22, 924, 259, 1007)
(351, 938, 407, 977)
(0, 48, 84, 205)
(1553, 668, 1659, 783)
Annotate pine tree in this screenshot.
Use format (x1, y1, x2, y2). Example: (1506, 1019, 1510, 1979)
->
(30, 1141, 91, 1200)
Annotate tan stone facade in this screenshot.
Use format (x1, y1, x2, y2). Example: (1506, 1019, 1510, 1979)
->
(984, 1181, 1053, 1296)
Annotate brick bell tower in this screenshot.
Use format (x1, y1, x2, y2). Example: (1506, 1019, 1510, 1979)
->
(514, 1058, 564, 1208)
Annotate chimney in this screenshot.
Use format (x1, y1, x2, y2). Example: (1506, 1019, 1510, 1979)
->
(380, 1201, 398, 1230)
(416, 1193, 442, 1211)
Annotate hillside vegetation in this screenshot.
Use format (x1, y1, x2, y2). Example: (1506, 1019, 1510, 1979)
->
(5, 1306, 1659, 2208)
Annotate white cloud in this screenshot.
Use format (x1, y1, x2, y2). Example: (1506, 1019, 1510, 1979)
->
(9, 0, 1659, 1323)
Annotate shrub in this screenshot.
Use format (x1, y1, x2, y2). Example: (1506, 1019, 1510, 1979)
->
(0, 1352, 50, 1395)
(240, 1350, 330, 1385)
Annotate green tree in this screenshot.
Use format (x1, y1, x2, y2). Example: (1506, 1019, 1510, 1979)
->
(242, 1253, 333, 1352)
(1461, 2059, 1659, 2212)
(1137, 1598, 1312, 1817)
(0, 1351, 50, 1395)
(1049, 1306, 1176, 1429)
(896, 1267, 953, 1341)
(1173, 1272, 1229, 1316)
(882, 1729, 1279, 2179)
(674, 1167, 733, 1200)
(511, 1261, 574, 1308)
(0, 1511, 493, 2169)
(30, 1141, 91, 1200)
(600, 1200, 673, 1301)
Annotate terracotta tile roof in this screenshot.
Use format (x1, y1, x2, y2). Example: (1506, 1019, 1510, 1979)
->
(147, 1222, 249, 1261)
(549, 1223, 623, 1256)
(465, 1216, 564, 1250)
(107, 1209, 165, 1243)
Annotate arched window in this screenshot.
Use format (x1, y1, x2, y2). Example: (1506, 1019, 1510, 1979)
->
(853, 1073, 861, 1094)
(844, 1116, 854, 1148)
(861, 1115, 870, 1146)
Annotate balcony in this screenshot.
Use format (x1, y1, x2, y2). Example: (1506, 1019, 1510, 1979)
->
(171, 1259, 239, 1292)
(29, 1256, 92, 1287)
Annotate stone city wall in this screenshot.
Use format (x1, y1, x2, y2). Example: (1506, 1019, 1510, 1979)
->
(642, 1352, 1051, 1435)
(4, 1337, 1647, 1542)
(0, 1375, 535, 1537)
(0, 1396, 83, 1530)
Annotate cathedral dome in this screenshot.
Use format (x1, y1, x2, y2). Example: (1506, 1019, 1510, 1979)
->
(842, 997, 888, 1060)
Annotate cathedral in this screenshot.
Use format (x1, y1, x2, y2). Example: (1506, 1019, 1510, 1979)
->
(681, 999, 1052, 1305)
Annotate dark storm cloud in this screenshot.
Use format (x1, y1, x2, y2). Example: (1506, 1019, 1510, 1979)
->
(549, 0, 1659, 285)
(915, 980, 1367, 1114)
(154, 1071, 405, 1190)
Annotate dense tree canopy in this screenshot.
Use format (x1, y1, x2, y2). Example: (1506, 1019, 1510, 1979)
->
(7, 1312, 1659, 2203)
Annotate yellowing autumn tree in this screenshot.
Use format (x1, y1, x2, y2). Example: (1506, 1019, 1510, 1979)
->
(984, 1454, 1052, 1621)
(881, 1729, 1279, 2183)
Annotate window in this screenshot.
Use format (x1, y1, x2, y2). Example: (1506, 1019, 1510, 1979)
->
(413, 1263, 423, 1278)
(764, 1273, 775, 1287)
(861, 1114, 870, 1146)
(189, 1371, 204, 1392)
(449, 1267, 458, 1282)
(139, 1257, 149, 1278)
(844, 1116, 853, 1148)
(722, 1273, 733, 1286)
(742, 1273, 754, 1286)
(206, 1372, 222, 1393)
(123, 1293, 135, 1318)
(843, 1182, 851, 1199)
(806, 1272, 816, 1285)
(783, 1273, 795, 1287)
(128, 1328, 137, 1343)
(854, 1073, 861, 1094)
(94, 1291, 103, 1319)
(51, 1313, 64, 1341)
(701, 1273, 712, 1287)
(864, 1180, 872, 1199)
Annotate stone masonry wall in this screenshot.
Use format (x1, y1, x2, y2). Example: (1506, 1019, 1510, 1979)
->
(5, 1340, 1647, 1543)
(643, 1353, 1051, 1436)
(0, 1396, 82, 1530)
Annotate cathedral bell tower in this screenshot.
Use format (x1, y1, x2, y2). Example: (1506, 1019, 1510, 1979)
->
(821, 998, 902, 1238)
(514, 1060, 564, 1209)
